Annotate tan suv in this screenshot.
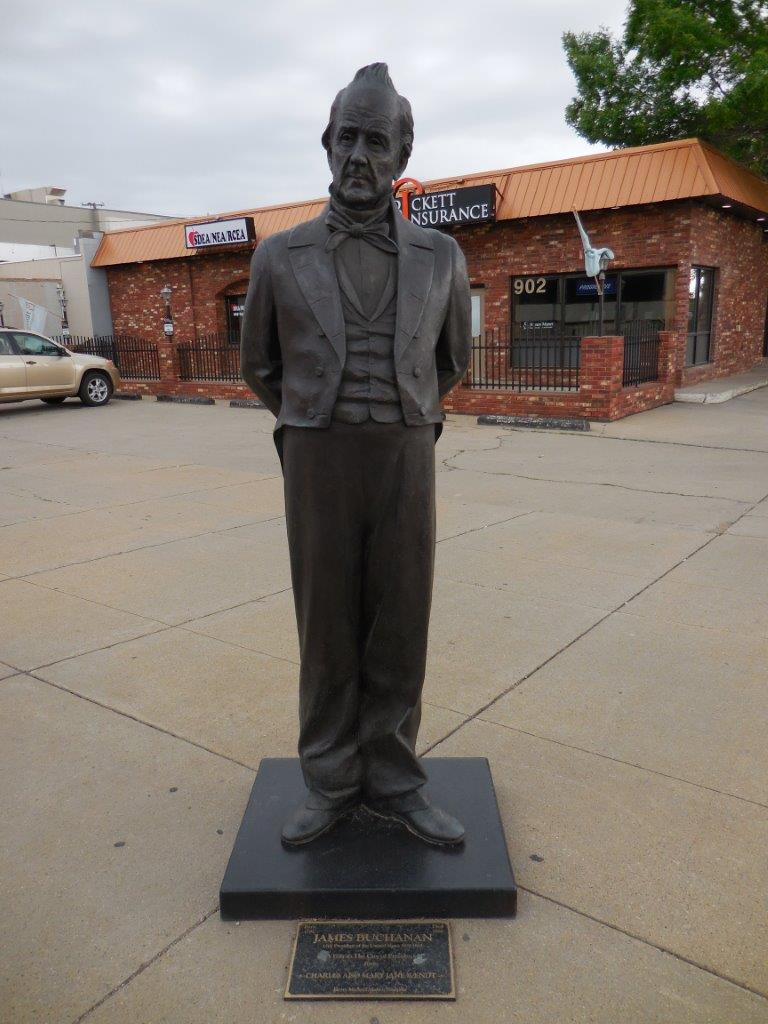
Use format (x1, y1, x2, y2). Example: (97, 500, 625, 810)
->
(0, 329, 120, 407)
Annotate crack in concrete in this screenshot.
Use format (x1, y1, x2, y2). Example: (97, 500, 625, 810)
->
(435, 510, 532, 545)
(24, 670, 259, 774)
(4, 512, 287, 582)
(423, 481, 768, 758)
(0, 473, 282, 531)
(439, 434, 505, 472)
(71, 904, 220, 1024)
(473, 717, 768, 811)
(519, 888, 768, 1003)
(582, 428, 768, 457)
(441, 456, 754, 505)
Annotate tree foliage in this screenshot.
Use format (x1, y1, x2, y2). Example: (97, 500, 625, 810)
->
(563, 1, 768, 177)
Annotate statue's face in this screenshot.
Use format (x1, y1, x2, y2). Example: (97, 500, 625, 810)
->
(327, 83, 404, 209)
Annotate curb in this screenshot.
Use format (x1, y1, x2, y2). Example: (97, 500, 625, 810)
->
(114, 393, 143, 401)
(477, 414, 590, 431)
(156, 394, 216, 406)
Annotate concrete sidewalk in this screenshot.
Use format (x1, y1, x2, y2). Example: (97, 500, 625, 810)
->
(1, 392, 768, 1023)
(675, 359, 768, 403)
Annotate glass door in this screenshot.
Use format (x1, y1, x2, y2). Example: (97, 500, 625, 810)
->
(225, 294, 246, 345)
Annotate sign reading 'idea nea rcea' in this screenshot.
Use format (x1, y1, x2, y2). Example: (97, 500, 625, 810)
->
(395, 183, 496, 228)
(184, 217, 256, 250)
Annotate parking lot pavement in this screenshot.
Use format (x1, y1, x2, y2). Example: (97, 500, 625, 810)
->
(2, 393, 768, 1024)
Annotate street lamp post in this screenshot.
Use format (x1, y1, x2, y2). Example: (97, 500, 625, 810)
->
(160, 284, 174, 337)
(56, 284, 70, 338)
(0, 300, 4, 328)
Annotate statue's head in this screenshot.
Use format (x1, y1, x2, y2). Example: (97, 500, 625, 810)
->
(322, 63, 413, 210)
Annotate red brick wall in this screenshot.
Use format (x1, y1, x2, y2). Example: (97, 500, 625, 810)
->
(451, 200, 766, 389)
(106, 247, 253, 341)
(106, 201, 767, 415)
(681, 204, 768, 384)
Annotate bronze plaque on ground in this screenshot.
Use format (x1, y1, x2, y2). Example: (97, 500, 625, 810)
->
(285, 920, 455, 1000)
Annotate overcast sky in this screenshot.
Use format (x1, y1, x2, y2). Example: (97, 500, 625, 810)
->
(1, 0, 629, 218)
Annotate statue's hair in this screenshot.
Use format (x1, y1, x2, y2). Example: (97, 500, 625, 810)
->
(321, 63, 413, 170)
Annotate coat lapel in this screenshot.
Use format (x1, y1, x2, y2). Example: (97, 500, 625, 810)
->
(287, 199, 435, 366)
(391, 200, 435, 362)
(288, 209, 345, 366)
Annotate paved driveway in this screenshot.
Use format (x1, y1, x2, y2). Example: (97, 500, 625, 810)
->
(2, 392, 768, 1023)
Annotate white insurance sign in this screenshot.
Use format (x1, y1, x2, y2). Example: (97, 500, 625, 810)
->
(184, 217, 255, 249)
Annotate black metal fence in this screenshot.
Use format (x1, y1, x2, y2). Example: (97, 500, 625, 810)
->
(178, 334, 241, 382)
(622, 320, 663, 387)
(55, 334, 160, 380)
(464, 324, 581, 391)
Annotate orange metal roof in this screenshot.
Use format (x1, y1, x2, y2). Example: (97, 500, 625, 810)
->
(92, 139, 768, 267)
(92, 196, 327, 267)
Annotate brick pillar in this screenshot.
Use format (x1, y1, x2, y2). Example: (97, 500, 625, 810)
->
(579, 335, 624, 419)
(157, 336, 179, 392)
(658, 329, 682, 388)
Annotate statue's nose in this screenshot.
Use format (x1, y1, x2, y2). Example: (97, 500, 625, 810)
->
(350, 139, 368, 164)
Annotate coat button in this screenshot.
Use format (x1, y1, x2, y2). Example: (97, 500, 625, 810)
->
(315, 366, 324, 377)
(307, 408, 316, 419)
(413, 366, 422, 377)
(419, 405, 427, 416)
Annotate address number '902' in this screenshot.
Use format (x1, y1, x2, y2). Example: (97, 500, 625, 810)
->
(514, 277, 548, 295)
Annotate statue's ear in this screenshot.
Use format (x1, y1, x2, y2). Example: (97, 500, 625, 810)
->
(321, 122, 333, 170)
(395, 145, 411, 180)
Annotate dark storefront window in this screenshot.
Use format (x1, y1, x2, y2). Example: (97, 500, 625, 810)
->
(563, 274, 617, 334)
(512, 275, 573, 369)
(512, 275, 559, 332)
(512, 269, 671, 339)
(510, 268, 673, 369)
(225, 294, 246, 344)
(686, 267, 716, 366)
(620, 270, 667, 324)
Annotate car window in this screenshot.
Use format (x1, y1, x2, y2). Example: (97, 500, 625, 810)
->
(12, 333, 61, 356)
(0, 336, 15, 355)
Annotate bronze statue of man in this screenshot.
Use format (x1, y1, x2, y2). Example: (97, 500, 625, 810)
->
(241, 63, 471, 847)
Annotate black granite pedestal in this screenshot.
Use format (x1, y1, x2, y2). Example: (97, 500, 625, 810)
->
(219, 757, 516, 920)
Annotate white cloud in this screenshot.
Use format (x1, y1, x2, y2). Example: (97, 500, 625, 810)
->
(0, 0, 629, 216)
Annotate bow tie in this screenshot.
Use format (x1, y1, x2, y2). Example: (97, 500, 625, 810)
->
(324, 207, 399, 255)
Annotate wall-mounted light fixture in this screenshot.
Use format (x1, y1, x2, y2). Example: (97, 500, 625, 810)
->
(56, 283, 70, 337)
(160, 284, 174, 336)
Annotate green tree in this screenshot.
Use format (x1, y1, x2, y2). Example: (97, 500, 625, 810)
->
(563, 1, 768, 177)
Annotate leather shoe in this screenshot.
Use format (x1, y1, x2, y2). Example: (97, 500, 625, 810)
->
(281, 797, 356, 846)
(365, 793, 465, 847)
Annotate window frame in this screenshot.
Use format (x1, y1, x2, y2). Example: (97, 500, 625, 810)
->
(9, 332, 65, 357)
(470, 286, 485, 339)
(686, 266, 717, 367)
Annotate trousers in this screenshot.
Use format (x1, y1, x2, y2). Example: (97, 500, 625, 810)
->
(282, 419, 436, 806)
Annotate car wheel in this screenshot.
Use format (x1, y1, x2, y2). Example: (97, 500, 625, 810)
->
(79, 371, 113, 407)
(42, 397, 67, 404)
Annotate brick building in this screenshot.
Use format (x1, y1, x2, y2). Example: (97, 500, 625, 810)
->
(91, 139, 768, 420)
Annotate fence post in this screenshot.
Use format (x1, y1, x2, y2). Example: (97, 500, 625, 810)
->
(579, 335, 624, 419)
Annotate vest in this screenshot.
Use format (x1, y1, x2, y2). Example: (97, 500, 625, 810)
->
(331, 236, 403, 424)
